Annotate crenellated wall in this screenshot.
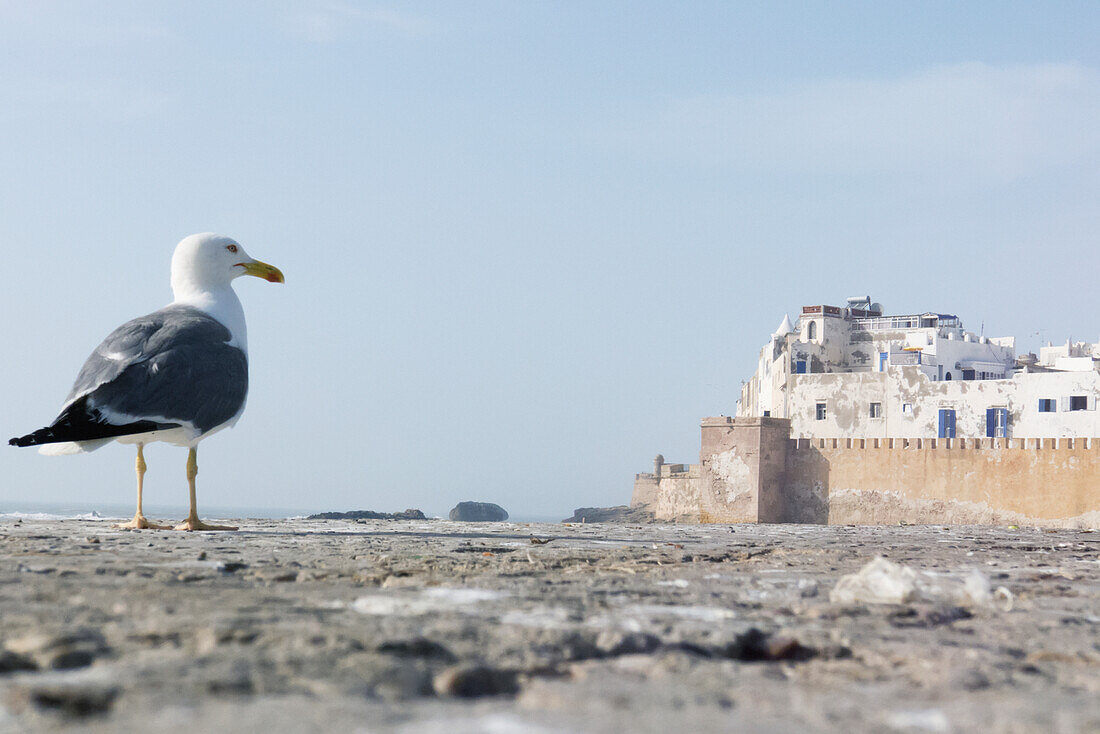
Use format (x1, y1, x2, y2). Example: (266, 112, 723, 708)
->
(637, 417, 1100, 528)
(787, 435, 1100, 527)
(632, 464, 701, 522)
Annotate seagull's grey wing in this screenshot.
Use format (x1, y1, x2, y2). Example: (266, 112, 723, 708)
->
(82, 306, 249, 435)
(65, 311, 169, 405)
(11, 306, 248, 448)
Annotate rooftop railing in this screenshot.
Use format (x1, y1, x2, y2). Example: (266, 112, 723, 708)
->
(851, 314, 961, 331)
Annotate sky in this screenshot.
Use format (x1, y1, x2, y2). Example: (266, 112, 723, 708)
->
(1, 2, 1098, 520)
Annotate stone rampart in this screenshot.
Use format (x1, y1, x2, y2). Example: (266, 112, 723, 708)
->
(634, 466, 702, 522)
(630, 473, 660, 509)
(786, 436, 1100, 527)
(697, 416, 790, 524)
(645, 417, 1099, 528)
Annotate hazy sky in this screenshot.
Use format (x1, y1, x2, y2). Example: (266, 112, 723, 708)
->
(1, 2, 1098, 519)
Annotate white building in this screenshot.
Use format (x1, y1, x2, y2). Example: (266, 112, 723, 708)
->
(737, 297, 1100, 440)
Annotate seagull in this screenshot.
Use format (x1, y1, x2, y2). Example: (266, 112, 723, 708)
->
(9, 233, 284, 531)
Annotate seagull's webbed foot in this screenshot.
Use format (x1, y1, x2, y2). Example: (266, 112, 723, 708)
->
(174, 516, 239, 532)
(114, 515, 171, 530)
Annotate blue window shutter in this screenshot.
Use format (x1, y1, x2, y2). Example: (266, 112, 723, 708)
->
(940, 409, 956, 438)
(986, 408, 995, 438)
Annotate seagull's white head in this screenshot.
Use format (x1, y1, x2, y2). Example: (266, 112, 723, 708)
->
(170, 232, 284, 299)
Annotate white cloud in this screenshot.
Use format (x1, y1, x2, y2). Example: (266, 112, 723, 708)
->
(620, 63, 1100, 181)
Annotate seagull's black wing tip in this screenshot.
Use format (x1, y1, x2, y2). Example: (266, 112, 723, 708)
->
(9, 396, 183, 448)
(9, 429, 52, 448)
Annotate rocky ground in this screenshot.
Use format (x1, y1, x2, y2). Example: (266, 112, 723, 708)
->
(0, 518, 1097, 733)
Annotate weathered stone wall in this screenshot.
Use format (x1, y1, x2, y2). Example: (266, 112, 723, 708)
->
(697, 417, 790, 523)
(654, 468, 701, 522)
(632, 468, 702, 521)
(788, 368, 1100, 440)
(650, 418, 1099, 528)
(788, 436, 1100, 528)
(630, 474, 660, 509)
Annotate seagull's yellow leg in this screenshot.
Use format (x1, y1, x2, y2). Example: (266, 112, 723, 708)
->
(114, 444, 169, 530)
(174, 447, 237, 531)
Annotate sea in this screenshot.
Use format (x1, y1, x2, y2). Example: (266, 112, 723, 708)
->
(0, 501, 562, 524)
(0, 501, 312, 522)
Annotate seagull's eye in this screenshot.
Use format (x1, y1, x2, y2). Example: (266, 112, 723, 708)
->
(227, 245, 238, 253)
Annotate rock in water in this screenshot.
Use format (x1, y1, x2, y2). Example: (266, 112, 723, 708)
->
(562, 505, 656, 524)
(448, 502, 508, 522)
(307, 509, 427, 521)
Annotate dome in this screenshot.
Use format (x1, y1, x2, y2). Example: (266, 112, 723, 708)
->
(773, 313, 795, 337)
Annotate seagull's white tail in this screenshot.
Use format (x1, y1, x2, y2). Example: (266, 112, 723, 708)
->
(38, 439, 112, 456)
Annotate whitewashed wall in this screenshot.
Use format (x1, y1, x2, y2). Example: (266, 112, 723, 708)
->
(788, 368, 1100, 439)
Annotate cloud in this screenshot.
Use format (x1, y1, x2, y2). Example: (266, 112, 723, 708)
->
(282, 2, 437, 43)
(618, 63, 1100, 181)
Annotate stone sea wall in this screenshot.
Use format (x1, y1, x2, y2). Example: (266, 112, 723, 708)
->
(637, 417, 1099, 528)
(786, 436, 1100, 528)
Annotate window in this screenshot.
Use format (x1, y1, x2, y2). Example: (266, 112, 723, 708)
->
(869, 402, 882, 418)
(986, 408, 1008, 438)
(962, 369, 975, 381)
(938, 408, 956, 438)
(1069, 395, 1088, 411)
(902, 403, 913, 415)
(807, 321, 817, 340)
(762, 410, 770, 417)
(1038, 398, 1056, 413)
(816, 402, 827, 421)
(794, 360, 807, 374)
(878, 352, 888, 372)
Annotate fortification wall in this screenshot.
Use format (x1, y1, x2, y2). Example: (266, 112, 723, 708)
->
(654, 468, 701, 522)
(648, 417, 1099, 528)
(630, 474, 660, 509)
(787, 437, 1100, 528)
(697, 416, 789, 523)
(633, 467, 702, 521)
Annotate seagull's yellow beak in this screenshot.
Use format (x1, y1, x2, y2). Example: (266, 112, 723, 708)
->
(238, 259, 285, 284)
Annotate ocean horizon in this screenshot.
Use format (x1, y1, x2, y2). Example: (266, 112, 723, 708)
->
(0, 500, 564, 524)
